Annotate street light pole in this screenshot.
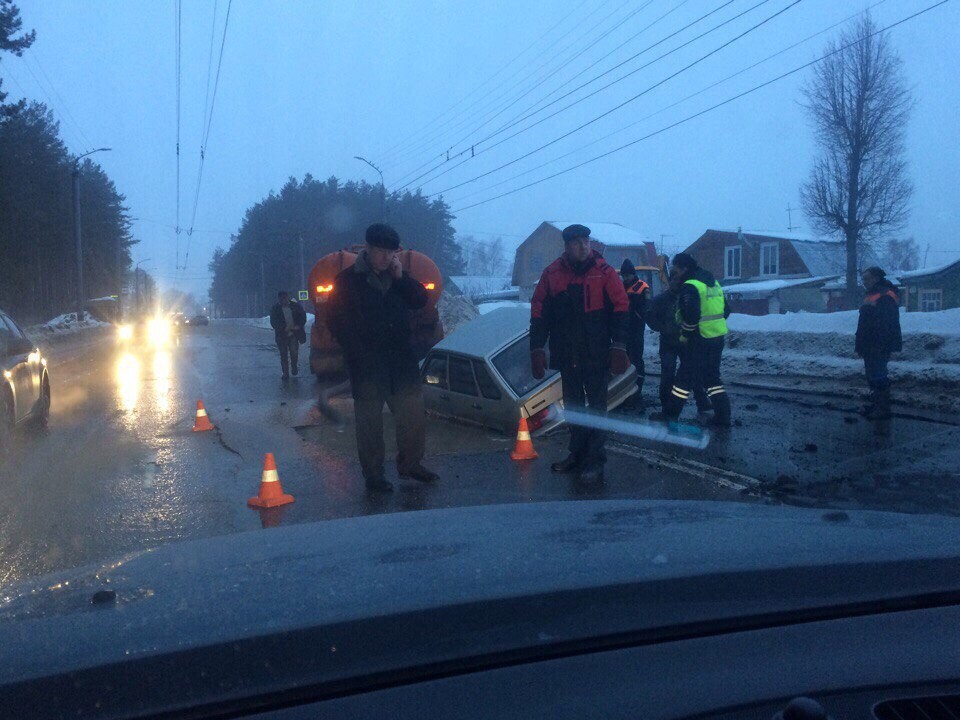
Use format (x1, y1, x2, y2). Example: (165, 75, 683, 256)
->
(72, 147, 112, 321)
(298, 232, 305, 295)
(354, 155, 386, 221)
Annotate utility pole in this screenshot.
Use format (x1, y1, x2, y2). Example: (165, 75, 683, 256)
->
(298, 232, 305, 295)
(354, 155, 386, 220)
(133, 259, 151, 316)
(72, 148, 112, 321)
(248, 251, 266, 317)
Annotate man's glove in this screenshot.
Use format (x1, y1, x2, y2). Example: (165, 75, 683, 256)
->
(531, 348, 547, 379)
(609, 344, 629, 375)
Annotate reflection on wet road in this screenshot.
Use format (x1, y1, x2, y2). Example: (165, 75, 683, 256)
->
(1, 320, 958, 587)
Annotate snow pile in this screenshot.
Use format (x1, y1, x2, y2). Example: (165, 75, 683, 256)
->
(438, 290, 479, 334)
(28, 312, 110, 337)
(727, 308, 960, 336)
(448, 276, 513, 298)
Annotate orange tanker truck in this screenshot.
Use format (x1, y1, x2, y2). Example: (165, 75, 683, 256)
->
(308, 248, 445, 378)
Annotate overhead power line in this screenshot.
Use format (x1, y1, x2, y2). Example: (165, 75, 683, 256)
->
(174, 0, 182, 268)
(427, 0, 801, 198)
(24, 50, 95, 149)
(385, 0, 631, 176)
(377, 0, 597, 166)
(183, 0, 233, 269)
(401, 0, 768, 192)
(449, 0, 892, 206)
(451, 0, 951, 214)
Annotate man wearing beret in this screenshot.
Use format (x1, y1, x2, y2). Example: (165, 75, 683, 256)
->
(529, 223, 630, 483)
(326, 223, 439, 492)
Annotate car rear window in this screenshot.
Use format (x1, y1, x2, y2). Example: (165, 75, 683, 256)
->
(473, 361, 502, 401)
(422, 354, 448, 390)
(491, 338, 558, 397)
(449, 356, 477, 396)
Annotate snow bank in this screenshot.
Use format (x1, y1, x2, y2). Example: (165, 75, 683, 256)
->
(439, 291, 480, 334)
(727, 308, 960, 336)
(27, 312, 110, 338)
(478, 301, 530, 315)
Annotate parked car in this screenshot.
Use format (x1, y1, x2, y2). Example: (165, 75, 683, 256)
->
(186, 315, 209, 326)
(421, 307, 637, 435)
(0, 309, 51, 456)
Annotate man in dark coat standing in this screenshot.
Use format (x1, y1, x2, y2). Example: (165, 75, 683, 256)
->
(530, 223, 630, 483)
(269, 291, 307, 379)
(326, 223, 438, 492)
(856, 266, 902, 420)
(619, 258, 650, 409)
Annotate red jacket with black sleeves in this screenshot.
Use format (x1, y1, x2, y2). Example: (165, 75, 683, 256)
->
(530, 251, 629, 369)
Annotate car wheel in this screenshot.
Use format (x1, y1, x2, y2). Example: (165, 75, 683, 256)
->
(0, 390, 14, 459)
(31, 375, 51, 429)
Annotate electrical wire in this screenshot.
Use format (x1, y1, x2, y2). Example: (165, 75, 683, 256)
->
(448, 0, 892, 206)
(451, 0, 951, 213)
(175, 0, 182, 268)
(429, 0, 800, 197)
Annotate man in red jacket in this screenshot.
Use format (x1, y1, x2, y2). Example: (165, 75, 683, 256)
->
(530, 224, 630, 483)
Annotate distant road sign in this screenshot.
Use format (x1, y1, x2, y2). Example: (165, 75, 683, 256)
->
(298, 290, 309, 301)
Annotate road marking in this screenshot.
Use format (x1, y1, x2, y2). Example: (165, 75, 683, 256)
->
(607, 441, 760, 493)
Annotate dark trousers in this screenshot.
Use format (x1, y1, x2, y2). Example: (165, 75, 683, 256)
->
(659, 345, 709, 412)
(863, 350, 891, 390)
(626, 335, 645, 395)
(353, 377, 426, 481)
(276, 334, 299, 376)
(670, 337, 728, 419)
(561, 363, 609, 470)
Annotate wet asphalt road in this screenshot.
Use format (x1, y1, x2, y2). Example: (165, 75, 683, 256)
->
(1, 320, 958, 585)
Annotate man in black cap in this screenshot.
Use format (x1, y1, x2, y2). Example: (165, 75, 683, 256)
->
(619, 258, 650, 409)
(326, 223, 439, 492)
(269, 290, 307, 379)
(530, 223, 630, 483)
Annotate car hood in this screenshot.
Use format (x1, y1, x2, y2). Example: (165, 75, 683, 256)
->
(2, 500, 960, 708)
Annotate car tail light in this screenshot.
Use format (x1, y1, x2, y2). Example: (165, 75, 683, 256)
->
(423, 282, 436, 290)
(526, 404, 555, 432)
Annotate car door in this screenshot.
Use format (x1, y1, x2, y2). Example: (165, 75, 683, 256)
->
(0, 313, 36, 422)
(471, 360, 507, 431)
(421, 353, 451, 418)
(446, 355, 483, 426)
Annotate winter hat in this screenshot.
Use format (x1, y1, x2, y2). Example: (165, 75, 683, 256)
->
(365, 223, 401, 250)
(562, 224, 591, 243)
(620, 258, 636, 277)
(864, 266, 886, 279)
(671, 252, 698, 272)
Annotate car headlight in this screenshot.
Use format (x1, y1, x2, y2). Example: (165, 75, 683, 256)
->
(118, 324, 134, 340)
(147, 318, 171, 345)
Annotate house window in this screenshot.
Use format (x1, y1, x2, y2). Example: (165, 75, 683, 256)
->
(725, 246, 741, 279)
(528, 253, 543, 274)
(760, 242, 779, 276)
(920, 289, 942, 312)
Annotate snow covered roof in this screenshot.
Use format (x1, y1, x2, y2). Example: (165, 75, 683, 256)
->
(899, 258, 960, 279)
(447, 275, 513, 296)
(714, 228, 825, 243)
(547, 221, 650, 248)
(722, 275, 839, 297)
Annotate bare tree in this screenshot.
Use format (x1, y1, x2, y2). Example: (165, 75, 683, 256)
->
(883, 236, 920, 272)
(800, 13, 912, 304)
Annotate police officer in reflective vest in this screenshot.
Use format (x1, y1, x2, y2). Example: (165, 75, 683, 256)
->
(530, 224, 630, 483)
(666, 252, 732, 427)
(619, 258, 650, 408)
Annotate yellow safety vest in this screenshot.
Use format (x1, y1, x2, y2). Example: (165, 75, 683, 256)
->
(678, 278, 728, 338)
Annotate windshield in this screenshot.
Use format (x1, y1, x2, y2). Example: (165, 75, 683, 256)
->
(492, 337, 559, 397)
(1, 0, 959, 708)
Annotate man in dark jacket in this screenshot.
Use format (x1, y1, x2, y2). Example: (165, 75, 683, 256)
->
(269, 291, 307, 379)
(855, 266, 902, 420)
(666, 253, 732, 428)
(619, 258, 650, 409)
(530, 224, 630, 483)
(646, 269, 711, 420)
(326, 223, 438, 492)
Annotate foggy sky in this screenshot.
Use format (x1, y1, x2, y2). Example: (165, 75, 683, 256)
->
(6, 0, 959, 300)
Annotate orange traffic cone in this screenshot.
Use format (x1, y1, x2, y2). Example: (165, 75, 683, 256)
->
(248, 453, 294, 508)
(510, 417, 538, 461)
(192, 400, 215, 432)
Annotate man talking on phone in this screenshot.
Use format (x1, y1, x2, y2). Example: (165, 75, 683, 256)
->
(326, 223, 439, 492)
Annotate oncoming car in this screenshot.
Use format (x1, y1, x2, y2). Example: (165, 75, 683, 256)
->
(116, 314, 178, 347)
(0, 308, 51, 456)
(421, 306, 637, 436)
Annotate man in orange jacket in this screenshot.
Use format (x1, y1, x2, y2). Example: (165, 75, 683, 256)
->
(529, 224, 630, 483)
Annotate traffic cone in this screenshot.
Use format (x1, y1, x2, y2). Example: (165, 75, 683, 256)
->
(248, 453, 294, 508)
(192, 400, 215, 432)
(510, 417, 538, 461)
